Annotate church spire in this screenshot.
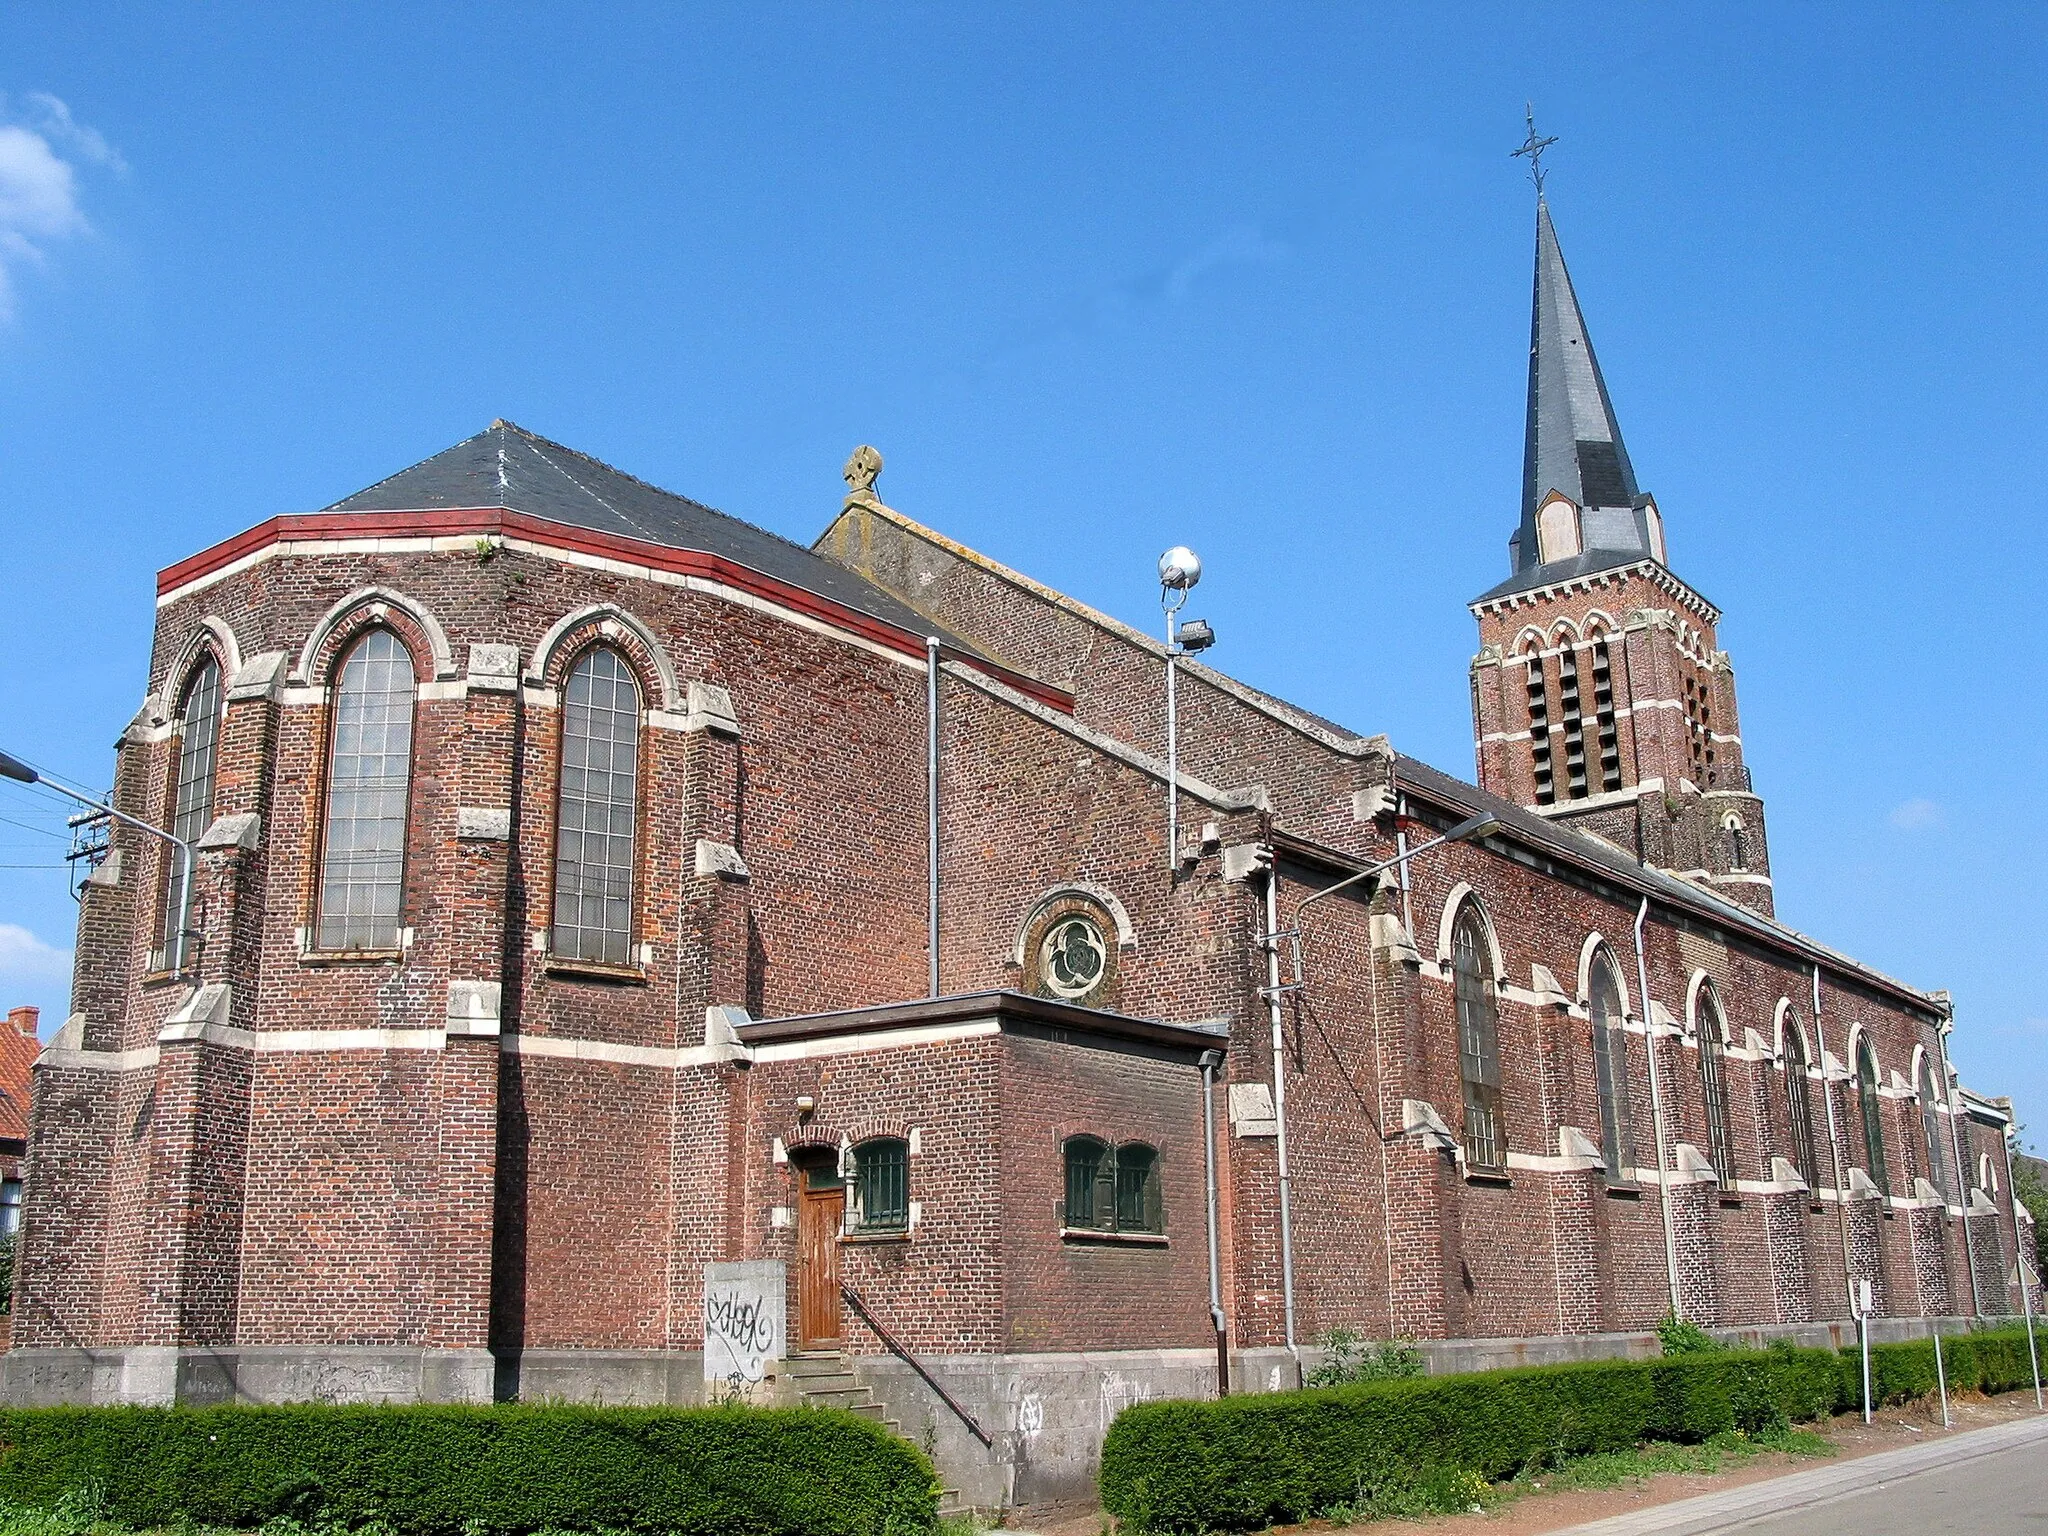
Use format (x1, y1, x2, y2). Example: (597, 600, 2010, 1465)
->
(1503, 198, 1663, 586)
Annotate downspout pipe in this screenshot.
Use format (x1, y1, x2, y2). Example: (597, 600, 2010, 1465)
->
(926, 637, 941, 999)
(1933, 1010, 1982, 1318)
(1632, 896, 1683, 1319)
(1262, 867, 1301, 1384)
(1199, 1048, 1229, 1396)
(1811, 965, 1858, 1319)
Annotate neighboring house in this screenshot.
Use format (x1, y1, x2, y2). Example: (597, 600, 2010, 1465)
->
(0, 1007, 37, 1350)
(5, 192, 2033, 1508)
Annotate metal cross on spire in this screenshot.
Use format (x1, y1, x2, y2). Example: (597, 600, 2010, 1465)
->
(1512, 103, 1559, 198)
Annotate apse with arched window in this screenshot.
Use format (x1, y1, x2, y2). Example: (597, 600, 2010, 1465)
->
(1588, 952, 1633, 1179)
(1451, 904, 1504, 1171)
(1695, 985, 1735, 1185)
(1917, 1053, 1950, 1201)
(1856, 1038, 1890, 1194)
(1782, 1013, 1820, 1189)
(315, 629, 416, 951)
(161, 656, 224, 971)
(551, 646, 642, 966)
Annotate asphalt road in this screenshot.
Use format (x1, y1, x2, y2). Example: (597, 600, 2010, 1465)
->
(1724, 1436, 2048, 1533)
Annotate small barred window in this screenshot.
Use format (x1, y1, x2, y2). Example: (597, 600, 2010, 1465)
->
(1061, 1135, 1162, 1235)
(852, 1138, 909, 1232)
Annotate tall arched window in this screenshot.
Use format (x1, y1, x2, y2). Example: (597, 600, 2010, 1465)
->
(316, 629, 416, 951)
(1856, 1036, 1890, 1195)
(1783, 1013, 1820, 1188)
(161, 656, 224, 971)
(1696, 984, 1735, 1185)
(1452, 903, 1505, 1171)
(1589, 951, 1633, 1179)
(1917, 1053, 1949, 1201)
(551, 646, 642, 965)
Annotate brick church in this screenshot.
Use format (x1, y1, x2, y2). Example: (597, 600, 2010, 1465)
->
(7, 193, 2035, 1505)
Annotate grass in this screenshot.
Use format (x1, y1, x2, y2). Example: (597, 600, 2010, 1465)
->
(1313, 1422, 1835, 1527)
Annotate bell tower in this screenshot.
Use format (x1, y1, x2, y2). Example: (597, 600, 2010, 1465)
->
(1468, 195, 1775, 916)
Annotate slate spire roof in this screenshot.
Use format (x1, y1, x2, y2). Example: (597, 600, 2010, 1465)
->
(1476, 199, 1667, 604)
(322, 420, 978, 652)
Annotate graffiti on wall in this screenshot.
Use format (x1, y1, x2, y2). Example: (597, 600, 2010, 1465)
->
(704, 1260, 786, 1403)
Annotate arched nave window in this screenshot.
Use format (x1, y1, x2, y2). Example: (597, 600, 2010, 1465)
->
(316, 629, 416, 952)
(161, 655, 224, 971)
(1588, 949, 1633, 1179)
(1856, 1036, 1890, 1195)
(1696, 983, 1736, 1186)
(550, 645, 643, 966)
(1452, 902, 1505, 1172)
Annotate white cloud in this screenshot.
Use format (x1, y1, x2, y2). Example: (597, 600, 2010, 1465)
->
(0, 93, 122, 321)
(1889, 797, 1945, 831)
(23, 93, 126, 174)
(0, 923, 72, 988)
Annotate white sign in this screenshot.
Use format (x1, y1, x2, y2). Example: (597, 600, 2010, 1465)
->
(703, 1260, 786, 1403)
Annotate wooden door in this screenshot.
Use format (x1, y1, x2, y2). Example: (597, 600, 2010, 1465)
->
(796, 1170, 844, 1351)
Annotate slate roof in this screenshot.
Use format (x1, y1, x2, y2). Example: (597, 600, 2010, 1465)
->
(324, 421, 981, 654)
(1484, 200, 1663, 605)
(1388, 754, 1939, 1014)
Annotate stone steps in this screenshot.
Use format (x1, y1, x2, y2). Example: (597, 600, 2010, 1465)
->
(786, 1353, 964, 1514)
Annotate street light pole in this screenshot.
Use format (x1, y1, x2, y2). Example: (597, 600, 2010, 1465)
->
(0, 750, 197, 969)
(1157, 547, 1206, 873)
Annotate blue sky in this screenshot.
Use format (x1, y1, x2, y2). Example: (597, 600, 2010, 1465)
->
(2, 6, 2044, 1135)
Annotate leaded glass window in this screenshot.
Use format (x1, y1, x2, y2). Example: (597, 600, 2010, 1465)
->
(1453, 904, 1504, 1171)
(1696, 986, 1735, 1185)
(1857, 1038, 1890, 1195)
(1918, 1053, 1949, 1201)
(1040, 915, 1106, 1001)
(316, 630, 415, 951)
(551, 647, 641, 965)
(161, 656, 223, 971)
(1589, 953, 1633, 1179)
(853, 1138, 909, 1232)
(1784, 1014, 1819, 1188)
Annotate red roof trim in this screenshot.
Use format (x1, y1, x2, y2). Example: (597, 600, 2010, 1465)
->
(157, 508, 1074, 713)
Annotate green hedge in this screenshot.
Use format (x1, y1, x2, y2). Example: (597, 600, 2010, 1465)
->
(1102, 1327, 2043, 1533)
(0, 1403, 938, 1536)
(1100, 1348, 1841, 1532)
(1846, 1326, 2043, 1407)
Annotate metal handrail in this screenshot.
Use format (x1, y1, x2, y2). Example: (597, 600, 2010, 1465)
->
(840, 1282, 994, 1447)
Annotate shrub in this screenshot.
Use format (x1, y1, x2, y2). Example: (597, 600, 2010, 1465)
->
(1657, 1313, 1725, 1357)
(0, 1402, 938, 1536)
(1304, 1328, 1426, 1387)
(1100, 1346, 1840, 1532)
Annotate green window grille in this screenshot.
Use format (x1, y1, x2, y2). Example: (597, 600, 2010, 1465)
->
(854, 1138, 909, 1231)
(1064, 1136, 1107, 1229)
(1114, 1144, 1160, 1233)
(1784, 1017, 1820, 1187)
(1697, 988, 1735, 1186)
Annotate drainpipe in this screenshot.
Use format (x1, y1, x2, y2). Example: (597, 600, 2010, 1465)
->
(1811, 966, 1858, 1320)
(1998, 1123, 2044, 1407)
(926, 636, 941, 999)
(1262, 867, 1301, 1384)
(1933, 1010, 1981, 1319)
(1199, 1048, 1229, 1396)
(1632, 896, 1683, 1319)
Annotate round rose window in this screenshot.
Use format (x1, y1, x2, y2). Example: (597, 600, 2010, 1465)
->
(1040, 915, 1107, 1000)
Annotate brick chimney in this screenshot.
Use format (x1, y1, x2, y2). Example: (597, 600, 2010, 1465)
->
(6, 1007, 36, 1040)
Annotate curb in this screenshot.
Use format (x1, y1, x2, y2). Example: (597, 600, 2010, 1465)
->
(1546, 1412, 2048, 1535)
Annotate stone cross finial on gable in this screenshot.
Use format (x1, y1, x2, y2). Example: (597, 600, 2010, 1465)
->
(843, 444, 883, 498)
